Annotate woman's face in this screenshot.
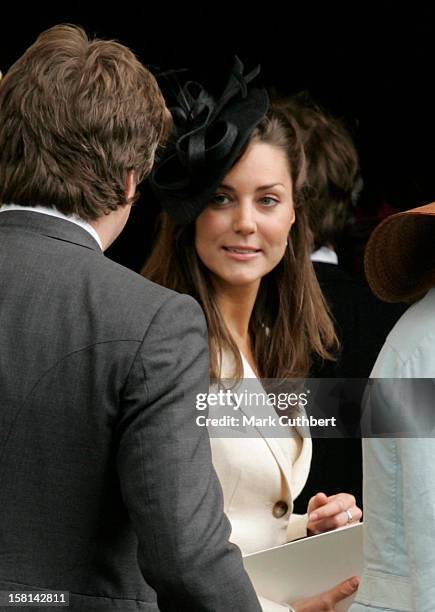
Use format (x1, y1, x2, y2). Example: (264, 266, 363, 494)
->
(195, 142, 295, 292)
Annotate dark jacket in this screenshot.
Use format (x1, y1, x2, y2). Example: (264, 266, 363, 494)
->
(294, 261, 406, 512)
(0, 211, 260, 612)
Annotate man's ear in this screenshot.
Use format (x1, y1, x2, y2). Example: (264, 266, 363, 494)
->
(124, 170, 136, 204)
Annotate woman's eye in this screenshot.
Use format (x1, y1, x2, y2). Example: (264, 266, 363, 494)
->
(209, 193, 231, 207)
(260, 196, 279, 207)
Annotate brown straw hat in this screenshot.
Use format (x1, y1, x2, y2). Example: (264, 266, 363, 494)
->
(365, 202, 435, 303)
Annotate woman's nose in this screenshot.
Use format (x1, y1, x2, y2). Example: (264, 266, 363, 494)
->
(232, 202, 256, 234)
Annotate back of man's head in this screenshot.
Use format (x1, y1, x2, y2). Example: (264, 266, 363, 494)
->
(0, 24, 168, 220)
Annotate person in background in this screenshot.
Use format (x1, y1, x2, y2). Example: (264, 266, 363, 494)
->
(0, 26, 262, 612)
(280, 96, 406, 513)
(143, 59, 360, 612)
(350, 202, 435, 611)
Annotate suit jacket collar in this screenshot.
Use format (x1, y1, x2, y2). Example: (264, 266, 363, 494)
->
(219, 349, 311, 495)
(0, 210, 102, 252)
(234, 372, 311, 497)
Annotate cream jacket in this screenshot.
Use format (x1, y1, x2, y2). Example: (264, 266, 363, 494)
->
(209, 352, 312, 611)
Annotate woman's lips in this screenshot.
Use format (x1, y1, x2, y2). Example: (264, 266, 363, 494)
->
(222, 246, 262, 260)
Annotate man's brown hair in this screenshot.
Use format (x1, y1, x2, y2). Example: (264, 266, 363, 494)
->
(0, 24, 168, 219)
(276, 95, 360, 250)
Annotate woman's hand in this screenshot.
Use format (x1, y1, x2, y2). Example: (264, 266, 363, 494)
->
(290, 576, 359, 611)
(307, 492, 362, 535)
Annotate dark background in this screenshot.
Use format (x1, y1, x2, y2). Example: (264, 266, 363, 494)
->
(2, 2, 435, 272)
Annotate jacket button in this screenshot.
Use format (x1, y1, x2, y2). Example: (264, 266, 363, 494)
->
(272, 501, 288, 518)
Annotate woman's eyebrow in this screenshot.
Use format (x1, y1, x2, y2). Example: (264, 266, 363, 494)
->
(218, 182, 285, 191)
(218, 183, 236, 191)
(255, 183, 285, 191)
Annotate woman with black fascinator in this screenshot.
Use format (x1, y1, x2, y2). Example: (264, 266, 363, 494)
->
(143, 59, 361, 611)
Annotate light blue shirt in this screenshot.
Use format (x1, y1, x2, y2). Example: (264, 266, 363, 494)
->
(351, 289, 435, 612)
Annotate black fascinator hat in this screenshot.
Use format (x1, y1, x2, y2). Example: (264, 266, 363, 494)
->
(150, 57, 269, 225)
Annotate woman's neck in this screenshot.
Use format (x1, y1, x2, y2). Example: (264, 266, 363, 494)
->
(214, 284, 256, 337)
(213, 281, 260, 372)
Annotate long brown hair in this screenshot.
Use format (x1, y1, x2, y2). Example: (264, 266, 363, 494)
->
(143, 104, 337, 379)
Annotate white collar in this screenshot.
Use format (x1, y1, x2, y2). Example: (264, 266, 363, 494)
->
(310, 246, 338, 265)
(240, 353, 258, 379)
(0, 204, 103, 250)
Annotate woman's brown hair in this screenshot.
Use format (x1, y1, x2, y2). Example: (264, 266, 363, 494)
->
(143, 104, 337, 379)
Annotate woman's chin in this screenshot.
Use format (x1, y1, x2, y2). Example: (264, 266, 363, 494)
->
(218, 274, 263, 289)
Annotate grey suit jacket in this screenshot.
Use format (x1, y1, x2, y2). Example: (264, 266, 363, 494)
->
(0, 211, 261, 612)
